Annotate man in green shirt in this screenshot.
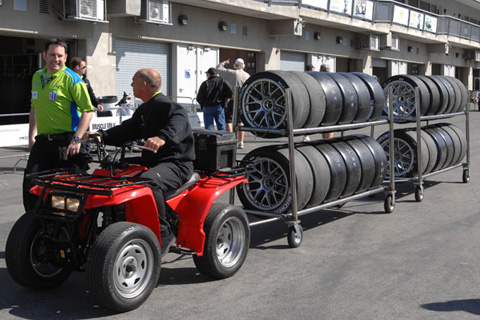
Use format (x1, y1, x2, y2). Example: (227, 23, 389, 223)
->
(23, 39, 95, 211)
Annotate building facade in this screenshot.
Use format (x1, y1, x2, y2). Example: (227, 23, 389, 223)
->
(0, 0, 479, 127)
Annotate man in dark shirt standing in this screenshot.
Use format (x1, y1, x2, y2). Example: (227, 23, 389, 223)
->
(97, 68, 195, 255)
(70, 57, 104, 112)
(196, 68, 233, 131)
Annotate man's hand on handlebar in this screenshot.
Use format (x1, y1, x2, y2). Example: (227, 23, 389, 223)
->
(144, 136, 165, 152)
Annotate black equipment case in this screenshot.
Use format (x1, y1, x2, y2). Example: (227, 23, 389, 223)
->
(193, 129, 237, 172)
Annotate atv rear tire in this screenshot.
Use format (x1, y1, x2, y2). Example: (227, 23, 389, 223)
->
(193, 204, 250, 279)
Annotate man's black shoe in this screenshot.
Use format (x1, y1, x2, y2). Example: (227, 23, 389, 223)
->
(161, 231, 176, 257)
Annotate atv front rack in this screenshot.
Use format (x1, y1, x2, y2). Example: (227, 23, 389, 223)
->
(28, 168, 153, 197)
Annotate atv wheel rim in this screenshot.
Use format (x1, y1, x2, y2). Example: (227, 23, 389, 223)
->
(216, 217, 247, 268)
(30, 228, 68, 278)
(114, 239, 155, 299)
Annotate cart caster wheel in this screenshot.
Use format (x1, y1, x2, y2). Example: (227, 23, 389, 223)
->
(414, 185, 424, 202)
(287, 224, 303, 248)
(384, 194, 395, 213)
(462, 169, 470, 183)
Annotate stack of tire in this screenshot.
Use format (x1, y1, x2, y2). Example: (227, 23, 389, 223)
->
(382, 75, 468, 118)
(237, 135, 387, 215)
(238, 71, 385, 138)
(376, 124, 467, 178)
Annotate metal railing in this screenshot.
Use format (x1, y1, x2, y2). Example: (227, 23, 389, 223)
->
(251, 0, 480, 44)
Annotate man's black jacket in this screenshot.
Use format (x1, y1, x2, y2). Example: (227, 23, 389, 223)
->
(101, 93, 195, 167)
(196, 75, 233, 109)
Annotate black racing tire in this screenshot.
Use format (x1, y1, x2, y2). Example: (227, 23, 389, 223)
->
(339, 73, 373, 123)
(328, 73, 359, 124)
(432, 126, 455, 169)
(314, 141, 347, 201)
(290, 71, 326, 127)
(420, 128, 438, 175)
(382, 75, 430, 118)
(424, 127, 448, 172)
(307, 72, 344, 125)
(351, 72, 385, 121)
(193, 203, 250, 279)
(417, 75, 440, 115)
(297, 145, 331, 207)
(442, 77, 462, 113)
(445, 76, 468, 112)
(404, 130, 429, 175)
(6, 211, 73, 290)
(427, 76, 449, 114)
(331, 140, 362, 197)
(86, 222, 161, 313)
(237, 145, 314, 214)
(430, 76, 456, 114)
(376, 130, 422, 178)
(440, 124, 462, 167)
(447, 124, 467, 164)
(239, 71, 309, 137)
(344, 135, 376, 193)
(354, 135, 388, 187)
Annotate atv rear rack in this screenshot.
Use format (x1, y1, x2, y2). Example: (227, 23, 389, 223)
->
(28, 168, 153, 197)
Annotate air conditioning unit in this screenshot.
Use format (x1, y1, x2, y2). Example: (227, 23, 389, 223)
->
(380, 33, 399, 50)
(65, 0, 106, 21)
(445, 43, 450, 55)
(138, 0, 171, 24)
(354, 34, 379, 51)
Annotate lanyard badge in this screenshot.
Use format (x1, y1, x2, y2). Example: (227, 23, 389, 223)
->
(41, 73, 53, 89)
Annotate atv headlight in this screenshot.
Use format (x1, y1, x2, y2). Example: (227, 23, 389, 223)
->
(66, 198, 81, 212)
(51, 195, 81, 213)
(51, 195, 65, 210)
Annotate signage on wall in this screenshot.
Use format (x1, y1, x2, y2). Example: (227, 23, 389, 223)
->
(353, 0, 373, 20)
(393, 5, 409, 26)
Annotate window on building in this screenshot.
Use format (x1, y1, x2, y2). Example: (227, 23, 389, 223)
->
(419, 1, 430, 11)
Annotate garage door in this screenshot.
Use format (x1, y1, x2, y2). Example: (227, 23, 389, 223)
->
(115, 38, 171, 99)
(280, 51, 306, 71)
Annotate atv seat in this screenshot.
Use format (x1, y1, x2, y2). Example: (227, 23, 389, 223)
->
(165, 172, 201, 200)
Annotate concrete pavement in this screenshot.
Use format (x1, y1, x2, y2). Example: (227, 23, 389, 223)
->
(0, 112, 480, 319)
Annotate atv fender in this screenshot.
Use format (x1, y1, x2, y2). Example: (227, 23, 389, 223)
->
(172, 175, 247, 255)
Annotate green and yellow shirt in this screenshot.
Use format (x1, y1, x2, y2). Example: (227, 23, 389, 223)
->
(31, 66, 94, 134)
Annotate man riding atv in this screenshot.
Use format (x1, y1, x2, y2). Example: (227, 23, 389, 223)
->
(91, 68, 195, 255)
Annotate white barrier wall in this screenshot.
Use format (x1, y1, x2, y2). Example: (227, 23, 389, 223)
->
(0, 124, 29, 147)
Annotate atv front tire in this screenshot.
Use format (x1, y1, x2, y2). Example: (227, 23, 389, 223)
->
(87, 222, 161, 312)
(5, 211, 73, 289)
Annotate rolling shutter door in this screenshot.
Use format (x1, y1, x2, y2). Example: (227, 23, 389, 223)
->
(115, 38, 170, 99)
(280, 51, 306, 71)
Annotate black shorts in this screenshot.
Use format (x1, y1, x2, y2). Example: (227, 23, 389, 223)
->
(225, 100, 234, 123)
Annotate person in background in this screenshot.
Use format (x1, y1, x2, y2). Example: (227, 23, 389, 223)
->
(303, 64, 316, 142)
(23, 39, 94, 211)
(217, 58, 250, 149)
(196, 67, 233, 131)
(320, 64, 334, 140)
(93, 68, 195, 256)
(70, 57, 104, 112)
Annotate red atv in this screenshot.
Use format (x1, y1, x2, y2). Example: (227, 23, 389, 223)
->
(5, 136, 250, 312)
